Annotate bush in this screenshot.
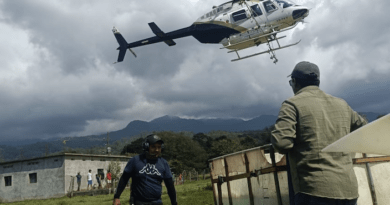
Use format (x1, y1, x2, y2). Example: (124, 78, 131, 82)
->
(107, 160, 122, 180)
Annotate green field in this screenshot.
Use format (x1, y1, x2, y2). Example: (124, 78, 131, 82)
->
(4, 178, 214, 205)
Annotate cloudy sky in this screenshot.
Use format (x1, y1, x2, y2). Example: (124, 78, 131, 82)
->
(0, 0, 389, 142)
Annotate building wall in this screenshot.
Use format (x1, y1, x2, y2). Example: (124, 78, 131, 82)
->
(0, 156, 65, 203)
(64, 155, 130, 192)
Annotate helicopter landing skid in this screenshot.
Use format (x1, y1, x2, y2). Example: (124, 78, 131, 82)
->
(231, 39, 301, 63)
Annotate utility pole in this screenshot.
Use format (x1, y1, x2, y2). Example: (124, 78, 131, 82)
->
(106, 132, 110, 155)
(63, 139, 68, 153)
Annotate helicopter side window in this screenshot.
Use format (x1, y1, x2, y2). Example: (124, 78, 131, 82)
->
(263, 1, 277, 13)
(275, 0, 294, 8)
(232, 9, 247, 22)
(250, 4, 263, 17)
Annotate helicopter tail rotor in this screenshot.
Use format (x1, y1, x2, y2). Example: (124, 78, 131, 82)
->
(112, 27, 136, 64)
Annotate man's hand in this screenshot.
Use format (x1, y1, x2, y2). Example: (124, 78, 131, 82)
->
(113, 198, 121, 205)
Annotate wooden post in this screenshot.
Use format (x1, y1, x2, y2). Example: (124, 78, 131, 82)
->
(270, 146, 283, 205)
(363, 153, 378, 205)
(210, 162, 218, 205)
(244, 153, 254, 205)
(224, 158, 233, 205)
(217, 176, 223, 205)
(190, 172, 192, 182)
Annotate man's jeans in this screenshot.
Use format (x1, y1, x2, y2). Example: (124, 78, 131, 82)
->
(294, 193, 358, 205)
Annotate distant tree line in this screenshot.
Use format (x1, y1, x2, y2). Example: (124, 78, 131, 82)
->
(120, 126, 274, 174)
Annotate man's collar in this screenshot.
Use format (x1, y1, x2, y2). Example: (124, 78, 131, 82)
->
(295, 86, 320, 95)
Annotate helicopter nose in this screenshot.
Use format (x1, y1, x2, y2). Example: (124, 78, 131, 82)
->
(292, 8, 309, 20)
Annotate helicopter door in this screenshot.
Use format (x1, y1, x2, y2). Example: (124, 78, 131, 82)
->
(263, 0, 278, 14)
(249, 4, 265, 24)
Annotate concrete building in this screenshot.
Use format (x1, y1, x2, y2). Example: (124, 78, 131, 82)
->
(0, 153, 131, 203)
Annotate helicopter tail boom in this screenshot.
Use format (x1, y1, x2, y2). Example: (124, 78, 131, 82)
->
(148, 22, 177, 46)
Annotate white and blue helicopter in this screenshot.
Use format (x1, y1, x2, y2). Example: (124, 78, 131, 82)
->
(113, 0, 309, 63)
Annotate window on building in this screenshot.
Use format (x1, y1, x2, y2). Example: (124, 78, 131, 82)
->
(232, 9, 247, 22)
(98, 169, 105, 179)
(29, 173, 37, 183)
(4, 176, 12, 186)
(251, 4, 263, 17)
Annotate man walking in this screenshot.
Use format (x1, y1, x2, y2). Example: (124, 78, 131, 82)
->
(96, 174, 102, 189)
(113, 134, 178, 205)
(271, 61, 367, 205)
(87, 169, 93, 190)
(76, 172, 82, 191)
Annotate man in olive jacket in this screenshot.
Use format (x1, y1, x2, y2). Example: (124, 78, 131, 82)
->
(271, 61, 367, 205)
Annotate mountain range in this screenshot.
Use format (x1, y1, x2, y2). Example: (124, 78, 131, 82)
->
(0, 112, 384, 162)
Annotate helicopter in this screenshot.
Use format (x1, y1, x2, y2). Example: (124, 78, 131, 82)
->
(112, 0, 309, 63)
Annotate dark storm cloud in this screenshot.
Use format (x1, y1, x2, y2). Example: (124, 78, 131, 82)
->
(336, 75, 390, 114)
(0, 0, 389, 143)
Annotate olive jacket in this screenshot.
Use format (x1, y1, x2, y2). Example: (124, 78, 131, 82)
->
(271, 86, 367, 199)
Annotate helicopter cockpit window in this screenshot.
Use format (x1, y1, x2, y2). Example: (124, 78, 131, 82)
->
(275, 0, 294, 8)
(232, 9, 247, 22)
(250, 4, 263, 17)
(263, 1, 277, 13)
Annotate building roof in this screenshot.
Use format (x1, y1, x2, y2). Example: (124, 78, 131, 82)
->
(0, 153, 132, 166)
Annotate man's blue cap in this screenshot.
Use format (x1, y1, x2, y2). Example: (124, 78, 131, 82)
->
(287, 61, 320, 80)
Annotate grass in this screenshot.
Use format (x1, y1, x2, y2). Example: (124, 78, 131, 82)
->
(4, 178, 214, 205)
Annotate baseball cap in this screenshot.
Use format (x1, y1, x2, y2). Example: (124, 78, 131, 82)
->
(287, 61, 320, 80)
(146, 134, 164, 145)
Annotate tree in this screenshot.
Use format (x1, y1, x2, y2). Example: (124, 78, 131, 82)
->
(192, 133, 213, 152)
(239, 136, 258, 149)
(210, 137, 243, 158)
(120, 137, 144, 155)
(107, 160, 122, 180)
(156, 131, 209, 173)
